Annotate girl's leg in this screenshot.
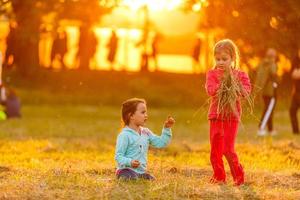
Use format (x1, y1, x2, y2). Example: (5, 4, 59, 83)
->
(117, 168, 139, 180)
(139, 173, 155, 180)
(223, 120, 244, 185)
(209, 120, 226, 182)
(259, 96, 271, 131)
(267, 96, 276, 132)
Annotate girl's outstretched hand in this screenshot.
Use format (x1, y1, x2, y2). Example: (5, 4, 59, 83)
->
(164, 116, 175, 128)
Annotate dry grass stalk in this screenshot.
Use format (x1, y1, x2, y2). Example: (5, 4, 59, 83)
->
(216, 67, 253, 119)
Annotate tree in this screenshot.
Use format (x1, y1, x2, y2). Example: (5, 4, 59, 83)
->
(0, 0, 116, 75)
(185, 0, 300, 69)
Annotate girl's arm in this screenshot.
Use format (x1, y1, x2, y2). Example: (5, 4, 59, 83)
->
(115, 133, 132, 168)
(147, 128, 172, 148)
(239, 71, 252, 96)
(205, 71, 220, 96)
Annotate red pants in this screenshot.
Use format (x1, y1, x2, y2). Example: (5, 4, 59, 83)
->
(209, 120, 244, 185)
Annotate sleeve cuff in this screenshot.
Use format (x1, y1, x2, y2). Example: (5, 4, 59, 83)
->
(125, 158, 132, 167)
(162, 127, 172, 136)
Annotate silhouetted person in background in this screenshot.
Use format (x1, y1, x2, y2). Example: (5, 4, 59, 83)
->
(0, 84, 7, 120)
(289, 52, 300, 134)
(149, 32, 160, 71)
(4, 21, 19, 69)
(136, 31, 150, 72)
(107, 30, 118, 70)
(192, 38, 202, 74)
(0, 85, 21, 119)
(136, 31, 160, 72)
(0, 52, 6, 106)
(77, 25, 97, 70)
(255, 48, 278, 136)
(51, 29, 68, 69)
(0, 52, 21, 119)
(3, 87, 21, 118)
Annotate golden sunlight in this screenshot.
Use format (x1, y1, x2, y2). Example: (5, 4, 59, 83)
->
(120, 0, 183, 11)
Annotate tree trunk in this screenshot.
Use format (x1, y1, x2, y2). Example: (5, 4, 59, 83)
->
(12, 1, 40, 77)
(15, 24, 39, 76)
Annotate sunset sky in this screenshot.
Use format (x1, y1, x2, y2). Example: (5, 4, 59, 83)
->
(0, 0, 291, 74)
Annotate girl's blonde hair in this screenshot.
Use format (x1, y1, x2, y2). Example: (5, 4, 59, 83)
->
(214, 39, 240, 69)
(213, 39, 252, 118)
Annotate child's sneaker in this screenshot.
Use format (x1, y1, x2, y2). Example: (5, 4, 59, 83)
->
(209, 177, 226, 185)
(234, 181, 245, 187)
(257, 129, 267, 136)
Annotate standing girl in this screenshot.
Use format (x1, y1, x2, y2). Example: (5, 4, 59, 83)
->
(205, 39, 252, 186)
(115, 98, 175, 180)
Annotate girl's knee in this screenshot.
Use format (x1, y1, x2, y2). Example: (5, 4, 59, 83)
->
(117, 169, 139, 180)
(140, 173, 155, 180)
(223, 150, 237, 159)
(117, 174, 138, 180)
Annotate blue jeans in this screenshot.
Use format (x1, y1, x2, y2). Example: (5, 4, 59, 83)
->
(116, 168, 155, 180)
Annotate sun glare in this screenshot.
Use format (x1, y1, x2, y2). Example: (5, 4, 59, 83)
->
(120, 0, 183, 11)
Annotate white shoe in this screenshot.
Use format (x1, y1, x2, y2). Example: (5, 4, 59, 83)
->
(257, 129, 267, 136)
(269, 130, 277, 136)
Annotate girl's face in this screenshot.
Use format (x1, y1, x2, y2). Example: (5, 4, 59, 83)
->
(130, 103, 148, 127)
(214, 51, 233, 69)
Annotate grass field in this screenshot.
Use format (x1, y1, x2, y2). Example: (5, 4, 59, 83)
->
(0, 71, 299, 199)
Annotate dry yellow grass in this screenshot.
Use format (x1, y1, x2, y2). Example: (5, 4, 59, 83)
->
(0, 105, 298, 199)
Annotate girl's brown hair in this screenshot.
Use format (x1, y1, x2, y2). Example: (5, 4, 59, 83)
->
(121, 98, 146, 126)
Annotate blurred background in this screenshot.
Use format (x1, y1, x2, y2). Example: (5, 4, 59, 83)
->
(0, 0, 296, 73)
(0, 0, 297, 106)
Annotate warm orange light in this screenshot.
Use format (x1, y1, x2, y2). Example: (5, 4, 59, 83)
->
(232, 10, 239, 17)
(120, 0, 183, 11)
(248, 56, 260, 69)
(192, 3, 202, 12)
(270, 17, 279, 29)
(277, 54, 291, 76)
(248, 55, 291, 76)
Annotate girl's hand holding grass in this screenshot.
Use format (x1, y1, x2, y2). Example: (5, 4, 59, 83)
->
(164, 116, 175, 128)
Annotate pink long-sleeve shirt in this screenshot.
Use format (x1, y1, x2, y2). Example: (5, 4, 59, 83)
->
(205, 68, 252, 121)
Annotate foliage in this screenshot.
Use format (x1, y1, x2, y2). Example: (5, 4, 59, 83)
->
(198, 0, 300, 61)
(0, 0, 116, 74)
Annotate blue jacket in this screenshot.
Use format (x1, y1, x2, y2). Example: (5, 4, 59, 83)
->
(115, 126, 172, 174)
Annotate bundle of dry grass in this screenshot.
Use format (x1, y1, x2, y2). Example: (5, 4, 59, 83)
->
(216, 67, 253, 119)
